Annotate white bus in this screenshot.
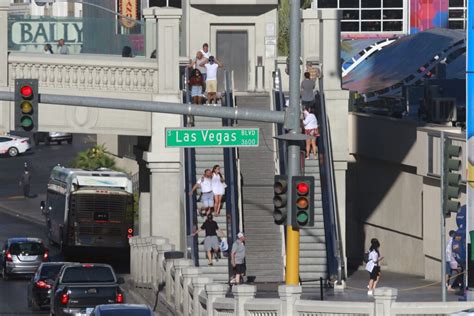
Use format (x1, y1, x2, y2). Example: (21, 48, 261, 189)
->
(41, 166, 134, 253)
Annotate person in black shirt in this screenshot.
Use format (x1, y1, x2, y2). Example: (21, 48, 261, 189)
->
(193, 214, 224, 265)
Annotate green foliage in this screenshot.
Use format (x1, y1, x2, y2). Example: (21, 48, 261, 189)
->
(69, 144, 118, 170)
(278, 0, 314, 56)
(278, 0, 290, 56)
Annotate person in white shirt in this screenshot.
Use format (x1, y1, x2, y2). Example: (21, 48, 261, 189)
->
(201, 43, 210, 59)
(302, 106, 319, 159)
(211, 164, 226, 216)
(365, 238, 383, 296)
(200, 56, 223, 105)
(446, 230, 456, 291)
(190, 169, 214, 216)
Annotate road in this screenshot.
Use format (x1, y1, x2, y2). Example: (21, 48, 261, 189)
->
(0, 133, 95, 198)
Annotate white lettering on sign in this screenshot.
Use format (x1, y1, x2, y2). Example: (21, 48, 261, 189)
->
(11, 21, 83, 45)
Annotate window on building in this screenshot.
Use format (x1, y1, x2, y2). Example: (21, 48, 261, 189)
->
(448, 0, 466, 29)
(315, 0, 404, 34)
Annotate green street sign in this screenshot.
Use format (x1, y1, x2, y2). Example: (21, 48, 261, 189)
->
(165, 128, 259, 148)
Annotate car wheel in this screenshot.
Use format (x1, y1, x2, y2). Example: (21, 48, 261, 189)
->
(30, 297, 41, 311)
(7, 147, 18, 157)
(2, 267, 9, 280)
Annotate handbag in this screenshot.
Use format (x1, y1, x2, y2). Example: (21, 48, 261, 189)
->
(196, 191, 202, 202)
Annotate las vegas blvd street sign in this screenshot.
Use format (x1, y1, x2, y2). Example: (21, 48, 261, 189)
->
(165, 128, 259, 148)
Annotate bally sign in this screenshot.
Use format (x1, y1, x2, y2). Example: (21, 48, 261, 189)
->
(118, 0, 139, 29)
(11, 21, 83, 45)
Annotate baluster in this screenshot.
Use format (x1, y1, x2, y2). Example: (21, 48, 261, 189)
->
(124, 68, 131, 89)
(133, 69, 139, 90)
(72, 66, 78, 86)
(87, 67, 93, 88)
(140, 69, 146, 91)
(79, 66, 86, 88)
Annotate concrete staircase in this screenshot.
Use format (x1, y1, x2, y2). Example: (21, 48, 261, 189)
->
(236, 94, 284, 283)
(193, 115, 229, 283)
(300, 157, 327, 286)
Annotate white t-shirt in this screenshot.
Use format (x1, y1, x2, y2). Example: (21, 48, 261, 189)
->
(365, 250, 379, 273)
(205, 63, 219, 81)
(303, 111, 318, 130)
(211, 173, 226, 195)
(201, 49, 210, 59)
(197, 176, 212, 193)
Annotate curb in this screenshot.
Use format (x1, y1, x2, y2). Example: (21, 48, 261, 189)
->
(0, 203, 45, 226)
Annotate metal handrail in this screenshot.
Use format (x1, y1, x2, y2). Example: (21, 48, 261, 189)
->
(222, 70, 241, 280)
(182, 67, 199, 266)
(318, 75, 345, 283)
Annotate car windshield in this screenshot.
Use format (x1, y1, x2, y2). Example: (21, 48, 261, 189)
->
(100, 310, 151, 316)
(9, 242, 44, 255)
(40, 265, 63, 280)
(61, 266, 115, 283)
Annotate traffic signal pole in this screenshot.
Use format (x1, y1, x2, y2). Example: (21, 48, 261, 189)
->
(286, 0, 302, 286)
(440, 131, 447, 302)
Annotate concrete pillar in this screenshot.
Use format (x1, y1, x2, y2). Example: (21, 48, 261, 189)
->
(165, 259, 175, 303)
(205, 284, 228, 316)
(192, 277, 213, 315)
(319, 9, 350, 273)
(150, 237, 168, 289)
(157, 243, 175, 286)
(232, 285, 256, 315)
(278, 285, 301, 316)
(144, 237, 154, 286)
(143, 8, 157, 59)
(374, 287, 398, 316)
(156, 8, 182, 95)
(137, 238, 147, 285)
(182, 267, 200, 316)
(129, 237, 138, 284)
(302, 9, 321, 65)
(173, 259, 192, 313)
(139, 192, 151, 237)
(319, 9, 342, 91)
(0, 0, 10, 132)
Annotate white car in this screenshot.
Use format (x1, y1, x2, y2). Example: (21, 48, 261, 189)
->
(0, 135, 31, 157)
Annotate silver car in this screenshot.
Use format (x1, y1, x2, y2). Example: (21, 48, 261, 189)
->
(1, 238, 49, 280)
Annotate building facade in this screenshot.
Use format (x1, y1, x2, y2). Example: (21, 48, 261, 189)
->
(313, 0, 466, 39)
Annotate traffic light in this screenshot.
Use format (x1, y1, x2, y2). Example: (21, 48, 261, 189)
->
(291, 176, 315, 227)
(443, 139, 462, 217)
(273, 175, 288, 225)
(15, 79, 38, 132)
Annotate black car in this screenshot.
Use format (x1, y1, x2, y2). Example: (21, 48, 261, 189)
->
(27, 262, 66, 311)
(50, 263, 125, 316)
(92, 304, 154, 315)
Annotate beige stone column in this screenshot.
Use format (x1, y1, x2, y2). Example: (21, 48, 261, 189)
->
(143, 8, 184, 250)
(301, 9, 321, 65)
(143, 8, 157, 59)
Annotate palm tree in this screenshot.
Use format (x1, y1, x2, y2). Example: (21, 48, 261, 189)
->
(70, 144, 117, 170)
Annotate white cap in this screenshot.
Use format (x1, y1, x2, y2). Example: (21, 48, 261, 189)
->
(237, 232, 245, 239)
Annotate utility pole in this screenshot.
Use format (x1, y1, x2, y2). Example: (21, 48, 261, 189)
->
(286, 0, 302, 286)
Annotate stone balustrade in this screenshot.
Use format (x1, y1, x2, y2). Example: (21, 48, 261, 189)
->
(8, 52, 159, 94)
(129, 236, 474, 316)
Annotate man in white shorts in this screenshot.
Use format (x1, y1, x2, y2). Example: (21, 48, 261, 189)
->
(200, 56, 223, 105)
(190, 169, 214, 216)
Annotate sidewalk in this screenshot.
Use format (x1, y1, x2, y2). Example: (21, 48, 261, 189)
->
(0, 193, 46, 224)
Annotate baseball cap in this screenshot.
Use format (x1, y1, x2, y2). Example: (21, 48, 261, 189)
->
(237, 232, 245, 239)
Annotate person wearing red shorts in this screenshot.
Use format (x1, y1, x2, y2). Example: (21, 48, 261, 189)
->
(302, 106, 319, 159)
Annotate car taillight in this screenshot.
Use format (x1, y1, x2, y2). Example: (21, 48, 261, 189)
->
(115, 292, 123, 303)
(36, 280, 51, 289)
(43, 250, 49, 261)
(5, 251, 12, 262)
(60, 293, 69, 305)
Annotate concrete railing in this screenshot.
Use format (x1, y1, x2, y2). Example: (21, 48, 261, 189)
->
(8, 52, 159, 94)
(129, 236, 474, 316)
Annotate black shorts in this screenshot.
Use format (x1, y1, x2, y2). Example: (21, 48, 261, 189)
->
(369, 266, 380, 280)
(235, 263, 246, 275)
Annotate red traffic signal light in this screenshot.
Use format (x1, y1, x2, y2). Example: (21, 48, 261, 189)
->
(296, 182, 309, 195)
(20, 85, 33, 99)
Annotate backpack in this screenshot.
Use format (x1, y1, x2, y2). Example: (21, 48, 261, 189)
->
(363, 251, 370, 263)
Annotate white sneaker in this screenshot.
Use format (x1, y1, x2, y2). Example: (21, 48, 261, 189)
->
(367, 290, 373, 296)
